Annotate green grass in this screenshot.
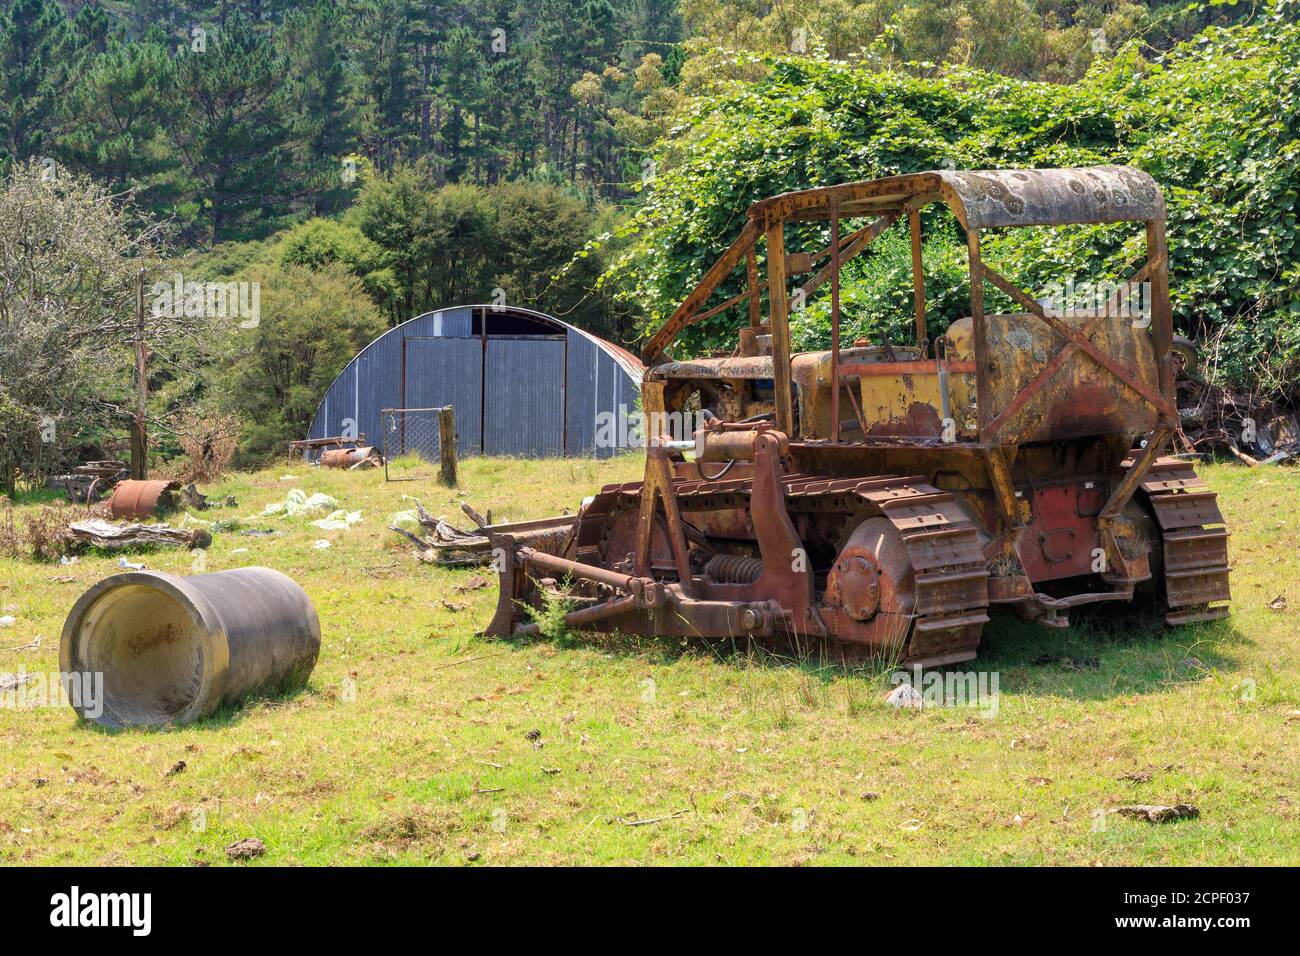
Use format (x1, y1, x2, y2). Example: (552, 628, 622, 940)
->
(0, 458, 1297, 865)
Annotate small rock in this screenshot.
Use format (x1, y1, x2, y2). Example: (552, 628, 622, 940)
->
(0, 615, 15, 627)
(885, 683, 923, 709)
(226, 837, 267, 860)
(0, 672, 31, 692)
(861, 792, 880, 801)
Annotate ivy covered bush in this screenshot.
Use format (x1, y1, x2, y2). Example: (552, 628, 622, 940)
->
(606, 3, 1300, 398)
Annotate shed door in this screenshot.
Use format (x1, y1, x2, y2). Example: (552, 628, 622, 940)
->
(403, 337, 484, 454)
(484, 337, 565, 456)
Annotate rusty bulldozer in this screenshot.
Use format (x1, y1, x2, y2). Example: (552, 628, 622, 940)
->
(487, 167, 1231, 666)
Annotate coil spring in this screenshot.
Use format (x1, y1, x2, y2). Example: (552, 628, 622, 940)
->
(704, 553, 763, 584)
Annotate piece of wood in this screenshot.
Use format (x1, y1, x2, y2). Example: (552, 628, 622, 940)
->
(1226, 443, 1259, 467)
(438, 406, 457, 486)
(68, 520, 209, 551)
(461, 502, 490, 529)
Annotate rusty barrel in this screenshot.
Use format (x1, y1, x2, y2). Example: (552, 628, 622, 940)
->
(108, 479, 178, 518)
(320, 446, 376, 468)
(60, 568, 321, 728)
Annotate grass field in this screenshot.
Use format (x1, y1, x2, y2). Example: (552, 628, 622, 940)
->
(1, 456, 1297, 865)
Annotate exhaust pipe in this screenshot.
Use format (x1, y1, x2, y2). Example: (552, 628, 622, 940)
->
(60, 568, 321, 728)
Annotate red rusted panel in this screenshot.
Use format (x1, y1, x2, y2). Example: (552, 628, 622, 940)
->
(1019, 483, 1103, 582)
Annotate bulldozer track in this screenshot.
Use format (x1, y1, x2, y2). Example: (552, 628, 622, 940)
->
(1138, 458, 1232, 625)
(580, 472, 989, 663)
(847, 477, 989, 663)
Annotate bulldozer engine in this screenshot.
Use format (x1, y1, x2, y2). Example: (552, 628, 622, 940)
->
(487, 167, 1231, 665)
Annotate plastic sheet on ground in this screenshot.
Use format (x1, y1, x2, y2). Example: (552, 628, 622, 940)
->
(310, 510, 363, 530)
(260, 489, 339, 518)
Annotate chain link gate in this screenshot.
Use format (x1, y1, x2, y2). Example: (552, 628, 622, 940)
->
(381, 407, 457, 483)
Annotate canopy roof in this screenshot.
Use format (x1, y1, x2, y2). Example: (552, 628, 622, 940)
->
(748, 165, 1165, 229)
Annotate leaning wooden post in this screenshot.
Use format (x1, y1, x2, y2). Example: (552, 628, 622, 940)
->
(438, 406, 458, 486)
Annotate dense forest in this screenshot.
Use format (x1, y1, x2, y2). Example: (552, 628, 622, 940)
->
(0, 0, 1294, 474)
(0, 1, 1253, 241)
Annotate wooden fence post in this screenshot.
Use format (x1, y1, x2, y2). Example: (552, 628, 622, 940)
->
(438, 406, 457, 486)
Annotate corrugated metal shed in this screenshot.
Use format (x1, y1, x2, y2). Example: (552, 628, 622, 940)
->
(307, 305, 643, 459)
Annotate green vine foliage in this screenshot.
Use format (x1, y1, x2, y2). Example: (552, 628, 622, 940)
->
(606, 4, 1300, 397)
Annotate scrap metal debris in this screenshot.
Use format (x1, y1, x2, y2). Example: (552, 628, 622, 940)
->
(108, 479, 181, 519)
(320, 446, 383, 469)
(1173, 345, 1300, 465)
(46, 461, 128, 504)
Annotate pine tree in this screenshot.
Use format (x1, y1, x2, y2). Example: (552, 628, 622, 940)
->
(280, 0, 355, 215)
(170, 12, 293, 243)
(0, 0, 73, 166)
(56, 34, 175, 203)
(347, 0, 417, 172)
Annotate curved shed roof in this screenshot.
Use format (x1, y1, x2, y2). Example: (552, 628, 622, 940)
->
(307, 304, 643, 459)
